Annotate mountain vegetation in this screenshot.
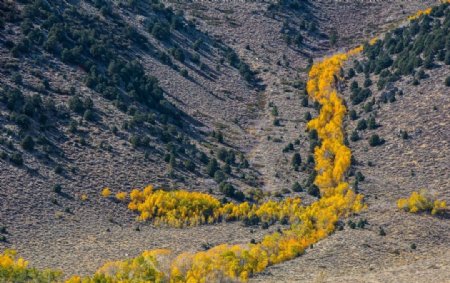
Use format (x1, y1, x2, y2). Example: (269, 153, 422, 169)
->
(0, 0, 449, 282)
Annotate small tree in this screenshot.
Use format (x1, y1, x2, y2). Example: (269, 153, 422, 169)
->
(214, 170, 226, 183)
(349, 109, 358, 120)
(301, 96, 308, 107)
(21, 135, 35, 151)
(217, 148, 228, 161)
(68, 96, 85, 114)
(367, 116, 377, 129)
(369, 134, 384, 146)
(223, 163, 231, 174)
(350, 130, 359, 142)
(216, 132, 224, 143)
(307, 185, 320, 198)
(53, 184, 62, 194)
(220, 182, 235, 198)
(363, 78, 372, 87)
(445, 76, 450, 87)
(291, 182, 303, 192)
(207, 158, 219, 177)
(348, 68, 355, 78)
(83, 109, 95, 121)
(291, 153, 301, 167)
(184, 160, 195, 171)
(329, 30, 338, 46)
(355, 171, 365, 182)
(356, 119, 367, 130)
(304, 112, 312, 121)
(309, 129, 318, 141)
(401, 130, 409, 140)
(10, 153, 23, 166)
(273, 119, 280, 126)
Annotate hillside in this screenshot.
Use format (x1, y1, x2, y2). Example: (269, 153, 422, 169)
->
(0, 0, 449, 282)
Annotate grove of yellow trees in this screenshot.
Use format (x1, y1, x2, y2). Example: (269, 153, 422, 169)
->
(397, 190, 447, 215)
(306, 46, 363, 197)
(126, 184, 305, 227)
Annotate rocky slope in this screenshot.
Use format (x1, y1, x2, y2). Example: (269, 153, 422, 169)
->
(0, 0, 448, 281)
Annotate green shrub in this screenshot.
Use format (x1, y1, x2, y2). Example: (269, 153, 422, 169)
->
(350, 130, 359, 142)
(445, 51, 450, 65)
(301, 96, 308, 107)
(445, 76, 450, 87)
(401, 130, 409, 140)
(54, 165, 63, 174)
(214, 170, 226, 183)
(291, 153, 301, 167)
(217, 148, 228, 161)
(83, 109, 95, 121)
(349, 109, 358, 120)
(53, 184, 62, 194)
(207, 158, 219, 177)
(369, 134, 384, 146)
(304, 112, 312, 121)
(271, 106, 278, 117)
(151, 22, 171, 40)
(367, 116, 377, 129)
(68, 96, 85, 114)
(347, 220, 356, 229)
(273, 119, 280, 126)
(307, 185, 320, 198)
(184, 160, 195, 171)
(10, 153, 23, 166)
(291, 182, 303, 192)
(12, 72, 23, 85)
(220, 182, 235, 198)
(347, 68, 355, 78)
(0, 151, 7, 160)
(21, 135, 35, 151)
(223, 164, 231, 174)
(363, 78, 372, 87)
(355, 171, 365, 182)
(283, 143, 294, 153)
(356, 119, 367, 130)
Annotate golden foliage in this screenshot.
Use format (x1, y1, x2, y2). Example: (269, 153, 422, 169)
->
(115, 191, 127, 202)
(85, 183, 363, 283)
(306, 49, 363, 197)
(0, 250, 28, 269)
(408, 7, 432, 20)
(397, 190, 447, 215)
(101, 187, 111, 197)
(0, 250, 62, 282)
(126, 184, 305, 227)
(128, 185, 222, 226)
